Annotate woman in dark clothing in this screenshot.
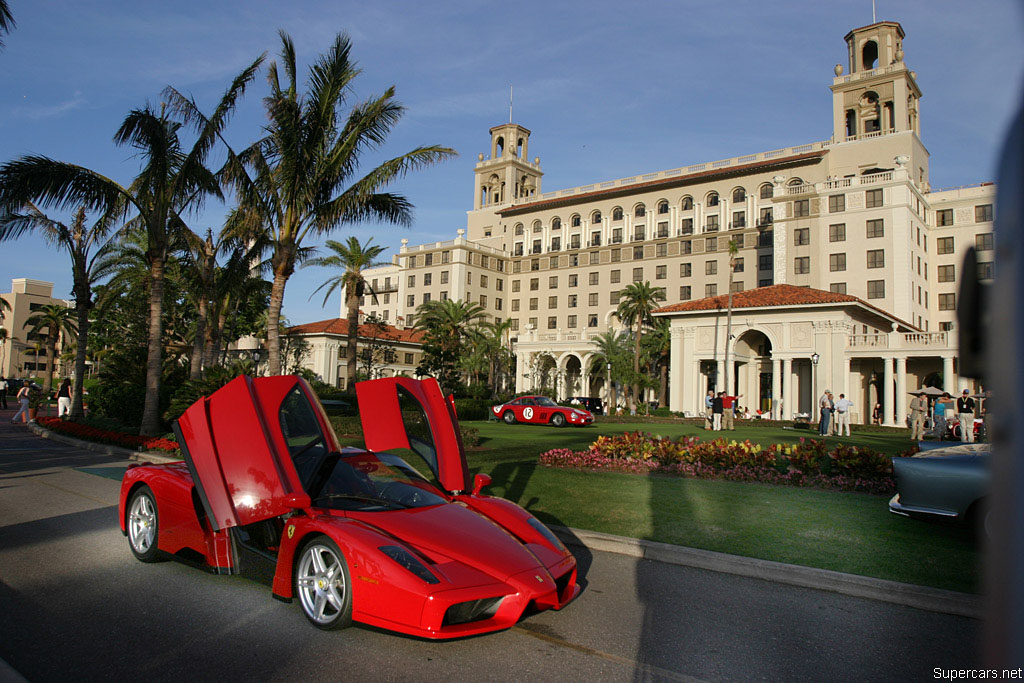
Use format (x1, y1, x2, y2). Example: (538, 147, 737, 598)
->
(57, 378, 72, 417)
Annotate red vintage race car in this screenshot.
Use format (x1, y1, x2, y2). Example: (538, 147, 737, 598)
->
(118, 375, 579, 638)
(490, 395, 594, 427)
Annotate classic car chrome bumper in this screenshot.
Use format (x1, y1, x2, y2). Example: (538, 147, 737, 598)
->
(888, 494, 958, 519)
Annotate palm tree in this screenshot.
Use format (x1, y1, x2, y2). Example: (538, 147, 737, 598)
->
(588, 329, 630, 415)
(724, 238, 739, 396)
(413, 299, 486, 393)
(0, 1, 15, 50)
(222, 31, 456, 376)
(642, 318, 672, 408)
(615, 281, 666, 413)
(24, 304, 77, 393)
(479, 318, 514, 396)
(304, 237, 387, 390)
(0, 205, 118, 417)
(0, 58, 263, 435)
(0, 326, 8, 373)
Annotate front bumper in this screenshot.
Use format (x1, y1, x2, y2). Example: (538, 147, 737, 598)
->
(888, 494, 958, 520)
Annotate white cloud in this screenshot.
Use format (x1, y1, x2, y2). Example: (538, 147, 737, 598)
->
(10, 93, 86, 120)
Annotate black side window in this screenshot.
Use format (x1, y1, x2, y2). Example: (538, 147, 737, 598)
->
(396, 386, 438, 479)
(279, 386, 327, 486)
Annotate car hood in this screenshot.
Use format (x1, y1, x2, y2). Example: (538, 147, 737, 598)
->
(348, 502, 542, 582)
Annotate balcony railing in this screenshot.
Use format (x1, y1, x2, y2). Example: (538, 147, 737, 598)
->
(847, 331, 951, 350)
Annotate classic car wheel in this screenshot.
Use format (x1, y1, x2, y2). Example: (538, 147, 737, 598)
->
(503, 410, 517, 425)
(127, 486, 162, 563)
(551, 413, 566, 428)
(295, 537, 353, 630)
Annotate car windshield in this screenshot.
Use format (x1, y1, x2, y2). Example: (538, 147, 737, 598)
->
(535, 397, 558, 407)
(311, 450, 447, 511)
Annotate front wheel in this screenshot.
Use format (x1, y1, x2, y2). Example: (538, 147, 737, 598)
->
(295, 536, 353, 630)
(551, 413, 566, 428)
(503, 411, 517, 425)
(127, 486, 162, 563)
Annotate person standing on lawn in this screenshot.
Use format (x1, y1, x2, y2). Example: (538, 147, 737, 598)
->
(956, 389, 976, 443)
(908, 391, 927, 441)
(56, 378, 72, 418)
(722, 392, 742, 430)
(11, 382, 30, 424)
(818, 390, 833, 436)
(704, 390, 714, 430)
(0, 376, 7, 409)
(712, 392, 724, 431)
(834, 393, 853, 436)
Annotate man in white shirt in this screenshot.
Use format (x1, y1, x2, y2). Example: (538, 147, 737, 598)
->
(834, 393, 854, 436)
(0, 376, 7, 410)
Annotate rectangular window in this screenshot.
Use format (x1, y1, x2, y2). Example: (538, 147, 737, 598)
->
(705, 215, 719, 232)
(939, 293, 956, 310)
(423, 273, 432, 286)
(793, 199, 809, 217)
(978, 261, 994, 280)
(937, 236, 955, 254)
(511, 299, 520, 311)
(549, 256, 559, 268)
(829, 223, 846, 242)
(867, 279, 885, 299)
(550, 236, 561, 251)
(705, 283, 717, 297)
(830, 283, 847, 294)
(424, 253, 433, 266)
(865, 188, 883, 208)
(976, 233, 994, 251)
(936, 209, 954, 226)
(758, 254, 772, 271)
(828, 194, 845, 213)
(866, 249, 885, 268)
(757, 229, 773, 247)
(407, 294, 415, 306)
(611, 270, 621, 283)
(548, 316, 557, 330)
(590, 252, 600, 264)
(570, 234, 581, 249)
(530, 278, 539, 290)
(940, 321, 953, 332)
(680, 218, 694, 235)
(730, 281, 744, 293)
(759, 207, 773, 225)
(633, 245, 644, 260)
(548, 295, 557, 308)
(794, 257, 810, 274)
(549, 275, 558, 288)
(829, 253, 847, 271)
(656, 243, 667, 257)
(588, 292, 598, 306)
(408, 255, 416, 267)
(529, 298, 538, 310)
(568, 295, 577, 308)
(532, 239, 542, 254)
(496, 279, 504, 291)
(610, 290, 620, 304)
(442, 251, 450, 264)
(568, 274, 578, 287)
(679, 286, 692, 300)
(588, 314, 598, 328)
(440, 291, 448, 301)
(975, 204, 993, 223)
(732, 257, 744, 273)
(511, 279, 520, 292)
(407, 275, 415, 287)
(611, 248, 621, 263)
(866, 219, 884, 238)
(680, 240, 692, 254)
(531, 259, 539, 271)
(732, 234, 744, 249)
(513, 261, 522, 273)
(528, 317, 537, 328)
(480, 274, 488, 288)
(567, 314, 577, 328)
(441, 271, 449, 284)
(657, 222, 669, 239)
(479, 294, 486, 307)
(937, 264, 955, 282)
(589, 271, 599, 286)
(680, 263, 692, 277)
(632, 267, 644, 281)
(794, 228, 810, 246)
(705, 260, 717, 275)
(590, 232, 601, 247)
(612, 228, 623, 244)
(758, 278, 773, 287)
(731, 211, 745, 229)
(633, 226, 645, 241)
(656, 265, 667, 279)
(404, 353, 414, 364)
(706, 237, 717, 251)
(467, 272, 472, 285)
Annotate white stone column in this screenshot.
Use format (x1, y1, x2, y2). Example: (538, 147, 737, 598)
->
(896, 357, 907, 427)
(943, 356, 955, 394)
(772, 359, 782, 419)
(669, 328, 684, 413)
(691, 360, 702, 415)
(715, 359, 725, 393)
(842, 357, 851, 400)
(883, 357, 895, 426)
(782, 358, 793, 420)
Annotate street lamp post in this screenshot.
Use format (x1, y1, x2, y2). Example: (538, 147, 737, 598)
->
(811, 352, 820, 422)
(606, 361, 612, 416)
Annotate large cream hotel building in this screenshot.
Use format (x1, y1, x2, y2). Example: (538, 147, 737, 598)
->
(343, 20, 995, 426)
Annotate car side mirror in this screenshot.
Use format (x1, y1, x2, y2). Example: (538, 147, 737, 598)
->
(284, 493, 311, 509)
(472, 473, 491, 496)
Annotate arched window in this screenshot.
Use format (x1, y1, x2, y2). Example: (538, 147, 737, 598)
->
(514, 223, 524, 236)
(634, 204, 646, 217)
(591, 210, 602, 224)
(532, 219, 542, 233)
(759, 183, 773, 199)
(681, 196, 694, 210)
(657, 200, 669, 214)
(612, 207, 624, 221)
(551, 217, 561, 230)
(732, 187, 746, 203)
(862, 40, 878, 70)
(570, 214, 581, 227)
(787, 178, 803, 187)
(496, 136, 505, 157)
(706, 192, 719, 207)
(517, 137, 524, 157)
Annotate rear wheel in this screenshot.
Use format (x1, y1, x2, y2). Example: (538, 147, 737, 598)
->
(295, 536, 352, 630)
(551, 413, 566, 428)
(503, 410, 517, 425)
(127, 486, 162, 563)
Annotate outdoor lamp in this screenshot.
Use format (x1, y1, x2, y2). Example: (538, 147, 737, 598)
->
(811, 352, 819, 366)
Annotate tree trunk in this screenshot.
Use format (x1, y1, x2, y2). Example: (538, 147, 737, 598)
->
(190, 293, 208, 380)
(630, 323, 641, 414)
(725, 290, 734, 396)
(266, 269, 289, 376)
(659, 362, 668, 408)
(204, 305, 219, 368)
(71, 302, 90, 419)
(345, 288, 360, 391)
(140, 257, 166, 437)
(44, 334, 57, 393)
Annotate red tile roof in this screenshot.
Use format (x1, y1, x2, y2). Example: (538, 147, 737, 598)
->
(286, 318, 425, 344)
(654, 284, 916, 330)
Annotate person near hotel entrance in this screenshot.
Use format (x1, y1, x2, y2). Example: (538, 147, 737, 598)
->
(834, 393, 853, 436)
(56, 378, 72, 418)
(908, 391, 927, 441)
(704, 390, 714, 430)
(712, 392, 724, 431)
(11, 382, 30, 424)
(818, 390, 833, 436)
(0, 376, 7, 409)
(956, 389, 976, 443)
(722, 393, 741, 430)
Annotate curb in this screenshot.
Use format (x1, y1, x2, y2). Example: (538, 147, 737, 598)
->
(551, 525, 982, 619)
(28, 422, 183, 464)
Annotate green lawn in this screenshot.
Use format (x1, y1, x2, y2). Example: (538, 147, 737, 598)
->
(340, 419, 979, 593)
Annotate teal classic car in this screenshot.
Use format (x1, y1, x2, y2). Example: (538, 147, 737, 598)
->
(889, 444, 991, 534)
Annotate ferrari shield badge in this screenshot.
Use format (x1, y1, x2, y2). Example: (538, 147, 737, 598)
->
(287, 525, 295, 539)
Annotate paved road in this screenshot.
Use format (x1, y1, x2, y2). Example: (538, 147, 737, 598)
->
(0, 410, 982, 682)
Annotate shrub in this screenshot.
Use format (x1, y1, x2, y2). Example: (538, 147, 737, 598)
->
(452, 398, 491, 421)
(330, 415, 363, 437)
(38, 416, 180, 455)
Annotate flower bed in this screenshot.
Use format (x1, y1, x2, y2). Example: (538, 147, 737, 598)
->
(540, 432, 919, 494)
(37, 417, 181, 455)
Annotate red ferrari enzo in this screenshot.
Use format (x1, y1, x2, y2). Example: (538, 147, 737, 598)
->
(491, 395, 594, 427)
(119, 375, 579, 638)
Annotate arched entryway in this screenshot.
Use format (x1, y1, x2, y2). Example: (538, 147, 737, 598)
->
(733, 329, 773, 414)
(561, 354, 583, 399)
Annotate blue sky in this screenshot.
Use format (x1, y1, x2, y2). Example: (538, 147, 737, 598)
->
(1, 0, 1022, 324)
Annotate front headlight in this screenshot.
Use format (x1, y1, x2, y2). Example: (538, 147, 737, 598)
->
(379, 545, 439, 584)
(527, 517, 566, 552)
